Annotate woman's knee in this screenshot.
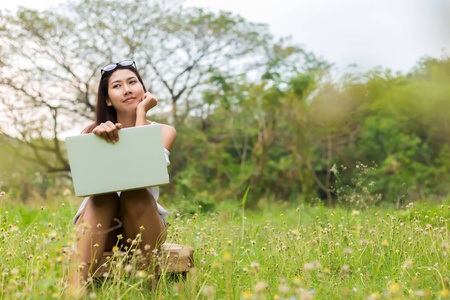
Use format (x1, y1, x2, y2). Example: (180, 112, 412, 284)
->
(89, 193, 120, 212)
(119, 189, 157, 217)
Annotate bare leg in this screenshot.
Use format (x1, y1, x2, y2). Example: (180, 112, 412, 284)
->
(120, 189, 166, 257)
(70, 193, 120, 287)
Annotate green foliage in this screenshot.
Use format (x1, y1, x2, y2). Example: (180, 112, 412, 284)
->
(171, 56, 450, 206)
(0, 135, 68, 202)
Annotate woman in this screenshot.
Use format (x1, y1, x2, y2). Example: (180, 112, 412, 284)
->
(70, 60, 176, 287)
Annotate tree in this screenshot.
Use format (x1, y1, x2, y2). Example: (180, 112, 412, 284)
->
(0, 0, 272, 174)
(176, 44, 330, 204)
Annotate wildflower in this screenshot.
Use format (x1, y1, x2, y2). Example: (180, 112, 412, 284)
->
(48, 222, 52, 227)
(223, 252, 231, 262)
(312, 260, 320, 269)
(212, 261, 221, 269)
(351, 210, 359, 216)
(261, 247, 266, 251)
(242, 290, 252, 300)
(330, 164, 338, 174)
(136, 270, 146, 278)
(41, 206, 45, 210)
(250, 262, 260, 272)
(243, 267, 248, 272)
(228, 240, 232, 245)
(388, 282, 400, 294)
(204, 273, 209, 278)
(89, 292, 97, 299)
(252, 240, 256, 245)
(294, 276, 302, 284)
(11, 268, 19, 275)
(402, 259, 413, 269)
(124, 265, 133, 272)
(203, 285, 214, 297)
(344, 248, 352, 255)
(144, 244, 151, 250)
(94, 243, 99, 248)
(381, 240, 389, 247)
(279, 284, 290, 295)
(304, 262, 313, 271)
(139, 225, 145, 230)
(254, 281, 267, 293)
(342, 264, 350, 273)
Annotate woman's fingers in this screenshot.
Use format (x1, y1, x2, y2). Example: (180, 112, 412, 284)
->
(93, 121, 121, 143)
(146, 92, 157, 108)
(137, 92, 157, 112)
(105, 121, 117, 142)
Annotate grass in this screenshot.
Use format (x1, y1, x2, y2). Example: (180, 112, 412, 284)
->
(0, 191, 449, 299)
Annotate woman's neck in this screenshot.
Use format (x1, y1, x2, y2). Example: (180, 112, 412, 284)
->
(117, 110, 150, 128)
(117, 112, 137, 128)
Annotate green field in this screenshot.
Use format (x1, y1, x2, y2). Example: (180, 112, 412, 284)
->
(0, 192, 449, 299)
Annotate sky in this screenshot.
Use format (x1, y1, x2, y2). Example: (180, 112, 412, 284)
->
(2, 0, 450, 75)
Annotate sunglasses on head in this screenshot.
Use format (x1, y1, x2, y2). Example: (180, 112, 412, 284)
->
(101, 60, 136, 75)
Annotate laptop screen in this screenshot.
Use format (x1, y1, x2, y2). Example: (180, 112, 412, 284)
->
(65, 124, 169, 197)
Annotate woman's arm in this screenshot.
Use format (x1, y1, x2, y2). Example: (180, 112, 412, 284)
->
(136, 92, 157, 127)
(135, 92, 176, 149)
(160, 124, 177, 151)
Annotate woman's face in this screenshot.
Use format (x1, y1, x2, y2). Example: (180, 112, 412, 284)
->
(106, 69, 144, 112)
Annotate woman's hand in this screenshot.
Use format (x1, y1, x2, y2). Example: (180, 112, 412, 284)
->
(137, 92, 157, 114)
(92, 121, 122, 143)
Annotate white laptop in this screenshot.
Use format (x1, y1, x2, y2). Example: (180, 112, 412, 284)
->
(65, 124, 169, 197)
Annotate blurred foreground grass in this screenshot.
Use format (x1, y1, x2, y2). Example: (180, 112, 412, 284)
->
(0, 192, 449, 299)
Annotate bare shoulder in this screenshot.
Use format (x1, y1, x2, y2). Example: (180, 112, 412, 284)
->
(160, 124, 176, 135)
(153, 122, 177, 150)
